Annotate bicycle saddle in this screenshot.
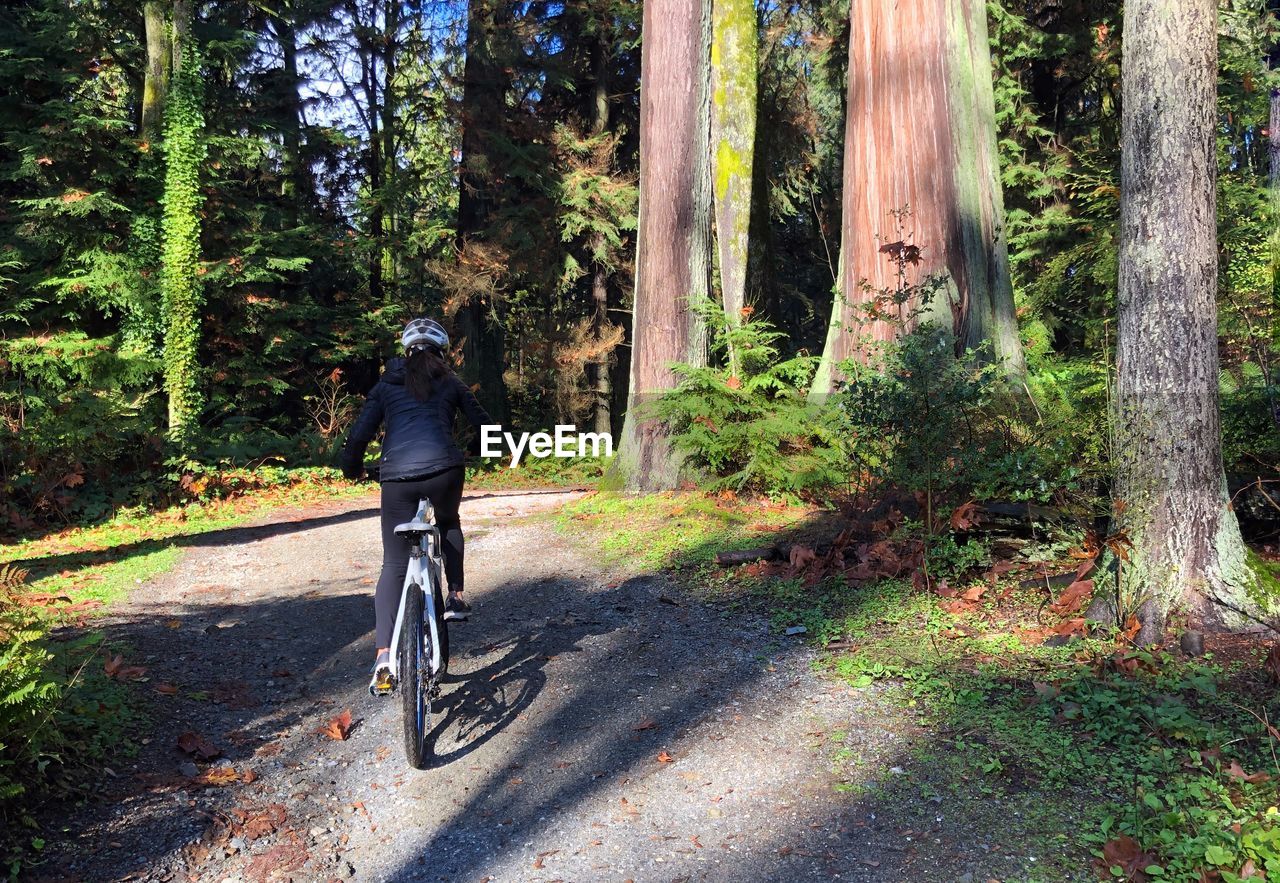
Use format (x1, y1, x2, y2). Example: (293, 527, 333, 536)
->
(394, 500, 436, 536)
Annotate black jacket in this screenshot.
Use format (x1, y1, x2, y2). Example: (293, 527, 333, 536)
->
(340, 359, 494, 481)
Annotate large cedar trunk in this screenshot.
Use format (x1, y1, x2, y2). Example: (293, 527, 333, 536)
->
(811, 0, 1023, 396)
(455, 0, 509, 422)
(612, 0, 712, 492)
(1107, 0, 1271, 644)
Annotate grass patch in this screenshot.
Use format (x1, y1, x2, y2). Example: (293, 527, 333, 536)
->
(3, 468, 372, 613)
(557, 490, 810, 569)
(560, 490, 1280, 883)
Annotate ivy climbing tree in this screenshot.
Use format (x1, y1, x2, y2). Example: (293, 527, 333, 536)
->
(160, 45, 207, 450)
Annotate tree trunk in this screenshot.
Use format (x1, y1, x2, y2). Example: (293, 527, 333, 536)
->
(276, 11, 304, 224)
(590, 27, 613, 437)
(810, 0, 1024, 397)
(611, 0, 712, 492)
(379, 0, 398, 300)
(1271, 88, 1280, 190)
(1106, 0, 1270, 644)
(170, 0, 192, 72)
(710, 0, 756, 367)
(456, 0, 510, 422)
(141, 0, 171, 143)
(160, 40, 206, 451)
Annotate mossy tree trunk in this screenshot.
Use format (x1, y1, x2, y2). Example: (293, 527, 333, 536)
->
(1107, 0, 1270, 644)
(811, 0, 1024, 396)
(160, 40, 206, 451)
(141, 0, 171, 143)
(612, 0, 712, 492)
(710, 0, 757, 370)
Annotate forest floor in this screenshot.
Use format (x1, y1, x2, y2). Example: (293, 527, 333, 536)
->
(20, 488, 1097, 883)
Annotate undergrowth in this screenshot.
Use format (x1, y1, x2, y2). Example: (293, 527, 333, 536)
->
(561, 490, 1280, 883)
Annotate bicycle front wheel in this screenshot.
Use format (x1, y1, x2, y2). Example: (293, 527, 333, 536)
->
(399, 580, 429, 769)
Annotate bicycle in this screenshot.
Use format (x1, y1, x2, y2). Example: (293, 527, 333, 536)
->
(368, 481, 451, 770)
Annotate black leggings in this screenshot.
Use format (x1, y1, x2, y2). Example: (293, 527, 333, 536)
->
(375, 466, 465, 648)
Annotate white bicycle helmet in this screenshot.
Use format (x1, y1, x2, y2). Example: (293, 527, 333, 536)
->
(401, 317, 449, 352)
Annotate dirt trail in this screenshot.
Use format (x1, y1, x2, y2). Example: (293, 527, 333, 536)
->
(38, 491, 1064, 882)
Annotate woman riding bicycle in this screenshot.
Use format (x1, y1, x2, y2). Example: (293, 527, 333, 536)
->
(340, 318, 493, 693)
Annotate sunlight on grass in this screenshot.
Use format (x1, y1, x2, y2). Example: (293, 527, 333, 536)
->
(1, 472, 374, 616)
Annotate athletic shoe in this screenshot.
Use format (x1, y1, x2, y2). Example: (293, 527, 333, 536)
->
(368, 650, 394, 696)
(443, 594, 471, 622)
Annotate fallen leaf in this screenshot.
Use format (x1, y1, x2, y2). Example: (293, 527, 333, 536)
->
(656, 751, 674, 763)
(532, 850, 559, 869)
(176, 731, 221, 760)
(1266, 644, 1280, 684)
(241, 768, 258, 784)
(632, 717, 659, 731)
(317, 710, 354, 741)
(1049, 579, 1093, 614)
(1053, 617, 1087, 637)
(789, 544, 816, 569)
(950, 501, 981, 531)
(960, 585, 985, 602)
(196, 767, 239, 787)
(154, 682, 179, 695)
(1099, 835, 1154, 883)
(1227, 760, 1272, 784)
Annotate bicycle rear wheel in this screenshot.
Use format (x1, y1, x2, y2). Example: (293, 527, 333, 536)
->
(399, 580, 429, 769)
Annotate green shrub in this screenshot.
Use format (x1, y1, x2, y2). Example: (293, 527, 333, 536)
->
(655, 303, 850, 498)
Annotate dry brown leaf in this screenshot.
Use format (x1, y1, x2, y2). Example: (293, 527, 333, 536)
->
(1049, 579, 1093, 614)
(532, 850, 559, 870)
(1054, 618, 1087, 637)
(1266, 644, 1280, 684)
(153, 682, 179, 695)
(318, 709, 354, 741)
(656, 751, 674, 763)
(949, 501, 981, 531)
(632, 717, 659, 731)
(176, 731, 221, 760)
(1099, 835, 1154, 883)
(196, 767, 240, 787)
(1227, 760, 1272, 784)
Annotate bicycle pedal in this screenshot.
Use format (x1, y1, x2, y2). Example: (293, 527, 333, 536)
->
(370, 673, 396, 697)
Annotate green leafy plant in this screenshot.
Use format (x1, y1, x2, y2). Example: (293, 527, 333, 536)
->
(656, 301, 849, 498)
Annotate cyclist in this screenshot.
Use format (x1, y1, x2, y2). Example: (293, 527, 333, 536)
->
(340, 318, 493, 693)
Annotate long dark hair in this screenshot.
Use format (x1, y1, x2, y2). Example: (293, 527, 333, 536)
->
(405, 345, 451, 402)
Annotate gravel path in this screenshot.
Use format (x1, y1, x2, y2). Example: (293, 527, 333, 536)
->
(36, 491, 1065, 882)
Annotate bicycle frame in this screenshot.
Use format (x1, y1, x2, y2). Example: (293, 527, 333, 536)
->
(385, 499, 445, 682)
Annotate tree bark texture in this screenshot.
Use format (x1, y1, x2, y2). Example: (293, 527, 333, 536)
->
(710, 0, 757, 359)
(812, 0, 1024, 396)
(141, 0, 171, 143)
(1111, 0, 1269, 643)
(613, 0, 712, 492)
